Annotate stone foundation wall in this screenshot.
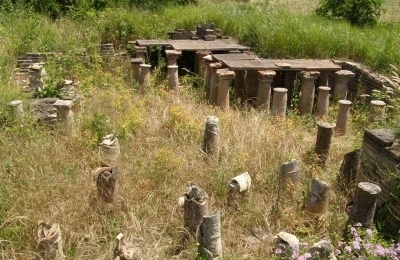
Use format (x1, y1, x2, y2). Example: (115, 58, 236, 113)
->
(358, 129, 400, 234)
(335, 61, 392, 98)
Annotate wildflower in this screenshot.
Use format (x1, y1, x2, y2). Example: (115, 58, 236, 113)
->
(274, 248, 282, 254)
(345, 246, 352, 253)
(297, 252, 312, 260)
(375, 245, 385, 256)
(335, 249, 341, 255)
(299, 242, 309, 248)
(355, 222, 363, 227)
(338, 241, 344, 246)
(353, 241, 361, 250)
(364, 243, 373, 250)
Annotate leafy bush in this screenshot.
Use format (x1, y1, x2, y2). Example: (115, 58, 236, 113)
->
(315, 0, 384, 26)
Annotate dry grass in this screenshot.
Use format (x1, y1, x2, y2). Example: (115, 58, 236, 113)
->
(0, 56, 364, 259)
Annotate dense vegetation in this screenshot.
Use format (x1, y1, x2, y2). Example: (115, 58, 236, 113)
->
(1, 0, 400, 259)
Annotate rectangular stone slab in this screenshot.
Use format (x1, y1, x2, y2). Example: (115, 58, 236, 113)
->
(212, 53, 257, 61)
(222, 59, 342, 71)
(169, 40, 207, 51)
(136, 40, 171, 47)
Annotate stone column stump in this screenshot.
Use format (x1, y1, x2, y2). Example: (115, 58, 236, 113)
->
(217, 69, 235, 111)
(336, 100, 352, 136)
(228, 172, 251, 206)
(280, 159, 301, 184)
(94, 165, 118, 203)
(306, 178, 331, 215)
(138, 64, 151, 94)
(333, 70, 356, 100)
(368, 100, 386, 123)
(256, 70, 276, 110)
(315, 122, 336, 166)
(165, 50, 182, 66)
(203, 116, 220, 158)
(100, 133, 120, 164)
(208, 63, 222, 105)
(316, 86, 331, 119)
(195, 51, 211, 76)
(168, 65, 179, 96)
(134, 46, 147, 62)
(53, 100, 74, 134)
(9, 100, 24, 123)
(184, 182, 209, 235)
(272, 88, 288, 119)
(37, 221, 65, 260)
(299, 71, 320, 116)
(198, 211, 222, 260)
(130, 58, 143, 84)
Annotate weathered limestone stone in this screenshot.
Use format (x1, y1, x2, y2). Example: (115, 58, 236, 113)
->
(101, 43, 115, 56)
(198, 211, 222, 260)
(203, 56, 214, 100)
(9, 100, 24, 123)
(114, 233, 141, 260)
(306, 178, 331, 215)
(208, 63, 222, 105)
(37, 221, 65, 260)
(348, 182, 381, 228)
(335, 100, 352, 136)
(130, 58, 143, 84)
(203, 116, 220, 158)
(53, 100, 74, 134)
(168, 65, 179, 96)
(368, 100, 386, 123)
(100, 134, 120, 164)
(184, 182, 208, 235)
(134, 46, 147, 62)
(217, 69, 235, 111)
(138, 64, 151, 94)
(274, 232, 299, 257)
(299, 71, 320, 115)
(256, 70, 276, 110)
(333, 70, 356, 99)
(315, 122, 336, 166)
(316, 86, 331, 119)
(338, 149, 360, 192)
(280, 159, 301, 184)
(272, 88, 288, 118)
(29, 64, 44, 91)
(94, 165, 118, 203)
(309, 240, 336, 259)
(165, 50, 182, 66)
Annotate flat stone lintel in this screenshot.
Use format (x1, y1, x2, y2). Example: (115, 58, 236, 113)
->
(196, 50, 211, 56)
(258, 70, 276, 78)
(53, 100, 73, 109)
(336, 70, 356, 78)
(134, 46, 147, 53)
(130, 58, 144, 63)
(301, 71, 320, 79)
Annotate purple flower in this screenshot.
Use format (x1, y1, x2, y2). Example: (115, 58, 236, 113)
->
(375, 245, 385, 256)
(345, 246, 352, 253)
(355, 222, 363, 227)
(353, 241, 361, 250)
(299, 242, 309, 248)
(335, 249, 341, 255)
(338, 241, 344, 246)
(274, 248, 282, 254)
(364, 243, 373, 250)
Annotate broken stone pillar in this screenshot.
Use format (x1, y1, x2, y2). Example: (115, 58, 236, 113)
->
(274, 232, 299, 257)
(299, 71, 320, 116)
(29, 64, 44, 92)
(360, 94, 371, 107)
(316, 86, 331, 119)
(130, 58, 143, 84)
(333, 70, 356, 100)
(335, 100, 352, 136)
(9, 100, 24, 123)
(315, 122, 336, 166)
(368, 100, 386, 123)
(284, 71, 297, 108)
(208, 63, 222, 105)
(53, 100, 74, 134)
(271, 88, 288, 118)
(100, 133, 120, 164)
(244, 70, 259, 104)
(184, 182, 208, 235)
(134, 46, 147, 63)
(114, 233, 141, 260)
(318, 71, 330, 87)
(195, 51, 211, 76)
(203, 56, 214, 100)
(168, 65, 179, 96)
(165, 49, 182, 66)
(234, 70, 246, 100)
(280, 159, 301, 184)
(217, 69, 235, 111)
(198, 211, 222, 260)
(348, 182, 381, 228)
(227, 172, 251, 206)
(138, 64, 151, 94)
(338, 149, 360, 192)
(94, 165, 118, 203)
(202, 116, 220, 158)
(306, 178, 331, 214)
(37, 221, 65, 260)
(256, 70, 276, 110)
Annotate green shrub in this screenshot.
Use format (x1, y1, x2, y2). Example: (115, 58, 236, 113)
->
(315, 0, 384, 26)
